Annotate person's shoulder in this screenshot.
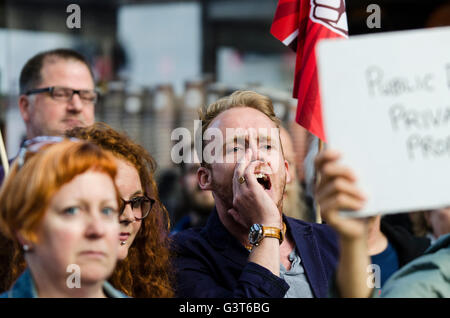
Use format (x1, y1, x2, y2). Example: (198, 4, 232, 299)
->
(381, 243, 450, 297)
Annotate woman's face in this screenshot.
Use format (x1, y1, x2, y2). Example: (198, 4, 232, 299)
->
(115, 159, 144, 260)
(30, 171, 120, 287)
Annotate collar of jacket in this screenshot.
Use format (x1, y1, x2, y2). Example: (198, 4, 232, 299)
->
(425, 232, 450, 254)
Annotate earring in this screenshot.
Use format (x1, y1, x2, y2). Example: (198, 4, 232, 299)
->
(23, 244, 30, 252)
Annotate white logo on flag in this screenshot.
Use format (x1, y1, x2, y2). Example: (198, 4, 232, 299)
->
(310, 0, 348, 37)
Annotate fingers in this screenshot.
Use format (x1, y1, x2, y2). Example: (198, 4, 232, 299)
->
(233, 149, 252, 193)
(315, 149, 357, 187)
(316, 174, 366, 204)
(319, 190, 366, 215)
(242, 159, 266, 190)
(315, 149, 366, 216)
(233, 149, 266, 190)
(315, 149, 341, 175)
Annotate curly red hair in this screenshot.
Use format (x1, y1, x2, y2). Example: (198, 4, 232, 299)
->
(65, 123, 174, 297)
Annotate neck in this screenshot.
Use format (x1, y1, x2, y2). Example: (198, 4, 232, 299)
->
(27, 263, 106, 298)
(366, 216, 388, 256)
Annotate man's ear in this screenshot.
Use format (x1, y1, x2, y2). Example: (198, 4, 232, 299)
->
(284, 159, 291, 185)
(197, 166, 213, 191)
(18, 95, 31, 123)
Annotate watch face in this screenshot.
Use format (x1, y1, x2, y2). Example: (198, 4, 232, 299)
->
(249, 224, 263, 245)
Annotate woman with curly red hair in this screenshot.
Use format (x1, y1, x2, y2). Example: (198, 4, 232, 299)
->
(65, 123, 174, 297)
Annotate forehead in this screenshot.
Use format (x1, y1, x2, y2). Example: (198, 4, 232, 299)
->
(115, 159, 140, 180)
(209, 107, 278, 134)
(39, 58, 94, 88)
(53, 171, 116, 201)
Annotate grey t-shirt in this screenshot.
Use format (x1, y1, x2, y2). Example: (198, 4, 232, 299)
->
(280, 249, 314, 298)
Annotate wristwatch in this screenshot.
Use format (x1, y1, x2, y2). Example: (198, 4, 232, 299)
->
(248, 223, 285, 247)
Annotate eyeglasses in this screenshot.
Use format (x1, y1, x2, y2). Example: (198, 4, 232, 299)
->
(25, 86, 99, 105)
(17, 136, 80, 169)
(119, 195, 155, 221)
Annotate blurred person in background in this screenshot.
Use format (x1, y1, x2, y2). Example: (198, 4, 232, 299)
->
(66, 123, 174, 297)
(0, 139, 126, 298)
(0, 48, 97, 186)
(171, 142, 215, 234)
(279, 126, 314, 223)
(410, 207, 450, 245)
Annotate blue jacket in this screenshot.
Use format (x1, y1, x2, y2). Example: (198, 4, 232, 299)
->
(0, 268, 128, 298)
(171, 208, 339, 298)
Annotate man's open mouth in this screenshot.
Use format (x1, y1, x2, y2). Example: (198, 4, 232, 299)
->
(255, 173, 271, 190)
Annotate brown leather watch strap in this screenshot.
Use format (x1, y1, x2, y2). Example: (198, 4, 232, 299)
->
(262, 226, 283, 242)
(245, 222, 286, 251)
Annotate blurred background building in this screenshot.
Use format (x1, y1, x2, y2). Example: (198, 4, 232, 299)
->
(0, 0, 448, 224)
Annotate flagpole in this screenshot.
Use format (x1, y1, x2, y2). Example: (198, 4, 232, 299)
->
(0, 129, 9, 176)
(315, 138, 324, 223)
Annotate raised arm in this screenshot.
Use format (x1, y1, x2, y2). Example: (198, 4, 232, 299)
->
(315, 149, 373, 298)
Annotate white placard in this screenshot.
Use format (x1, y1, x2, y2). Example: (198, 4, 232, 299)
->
(317, 27, 450, 217)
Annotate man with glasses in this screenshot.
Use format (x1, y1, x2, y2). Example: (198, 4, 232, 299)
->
(0, 48, 97, 186)
(18, 48, 97, 139)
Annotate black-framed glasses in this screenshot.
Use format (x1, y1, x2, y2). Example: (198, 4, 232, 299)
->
(25, 86, 99, 104)
(119, 195, 155, 221)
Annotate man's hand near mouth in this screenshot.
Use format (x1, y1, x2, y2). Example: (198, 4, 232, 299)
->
(228, 149, 282, 230)
(226, 149, 283, 276)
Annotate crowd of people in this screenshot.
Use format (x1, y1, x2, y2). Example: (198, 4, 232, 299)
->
(0, 48, 448, 298)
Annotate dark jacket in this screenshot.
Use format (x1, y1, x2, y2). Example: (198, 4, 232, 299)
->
(171, 208, 339, 298)
(380, 219, 430, 267)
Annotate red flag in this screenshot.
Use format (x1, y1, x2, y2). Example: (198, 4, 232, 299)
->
(271, 0, 348, 141)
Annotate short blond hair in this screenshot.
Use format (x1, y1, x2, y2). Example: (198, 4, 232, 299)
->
(199, 90, 280, 133)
